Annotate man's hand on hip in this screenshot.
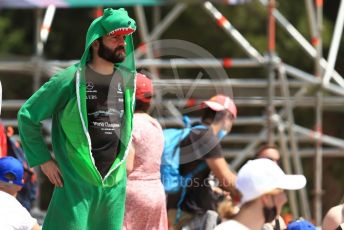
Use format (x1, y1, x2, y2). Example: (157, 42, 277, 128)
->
(40, 160, 63, 187)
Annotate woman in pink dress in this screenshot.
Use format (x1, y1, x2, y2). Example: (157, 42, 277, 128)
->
(123, 73, 168, 230)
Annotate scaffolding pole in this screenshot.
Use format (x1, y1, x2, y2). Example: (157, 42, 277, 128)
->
(314, 0, 324, 225)
(152, 5, 161, 28)
(154, 78, 308, 88)
(33, 9, 43, 92)
(4, 95, 344, 112)
(203, 1, 265, 63)
(33, 6, 55, 92)
(284, 64, 344, 97)
(0, 58, 263, 72)
(276, 117, 298, 218)
(305, 0, 318, 39)
(266, 0, 276, 145)
(278, 64, 311, 219)
(292, 125, 344, 149)
(323, 0, 344, 85)
(137, 58, 263, 68)
(224, 148, 344, 158)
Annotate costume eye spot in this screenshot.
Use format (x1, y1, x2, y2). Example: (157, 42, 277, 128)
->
(128, 21, 131, 25)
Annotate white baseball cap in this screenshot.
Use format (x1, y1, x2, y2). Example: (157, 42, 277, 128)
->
(236, 158, 306, 204)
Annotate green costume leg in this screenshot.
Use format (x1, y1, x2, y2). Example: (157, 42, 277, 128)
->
(42, 165, 126, 230)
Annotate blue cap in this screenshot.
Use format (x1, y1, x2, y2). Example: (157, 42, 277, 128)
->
(287, 220, 316, 230)
(0, 156, 24, 186)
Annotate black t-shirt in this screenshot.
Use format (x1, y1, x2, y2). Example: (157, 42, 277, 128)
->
(85, 66, 124, 178)
(167, 126, 223, 214)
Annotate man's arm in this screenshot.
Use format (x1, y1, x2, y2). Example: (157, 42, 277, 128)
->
(18, 70, 73, 186)
(18, 73, 71, 167)
(40, 160, 63, 187)
(206, 157, 237, 195)
(126, 143, 135, 174)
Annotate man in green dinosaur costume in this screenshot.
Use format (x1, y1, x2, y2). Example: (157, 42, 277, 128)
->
(18, 8, 136, 230)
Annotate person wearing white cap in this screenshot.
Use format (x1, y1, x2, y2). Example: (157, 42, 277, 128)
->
(167, 94, 239, 229)
(254, 144, 287, 230)
(215, 158, 307, 230)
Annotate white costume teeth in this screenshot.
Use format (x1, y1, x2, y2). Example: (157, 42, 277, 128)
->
(108, 27, 135, 36)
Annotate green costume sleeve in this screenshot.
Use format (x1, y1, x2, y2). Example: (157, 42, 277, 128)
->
(18, 67, 75, 167)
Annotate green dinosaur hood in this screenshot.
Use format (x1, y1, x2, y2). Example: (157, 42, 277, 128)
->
(80, 8, 137, 69)
(63, 8, 137, 186)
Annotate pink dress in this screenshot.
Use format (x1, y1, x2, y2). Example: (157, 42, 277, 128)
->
(123, 113, 168, 230)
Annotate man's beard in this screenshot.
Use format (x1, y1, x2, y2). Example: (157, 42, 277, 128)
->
(98, 40, 126, 63)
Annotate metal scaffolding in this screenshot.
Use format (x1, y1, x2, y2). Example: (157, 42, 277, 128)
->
(1, 0, 344, 223)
